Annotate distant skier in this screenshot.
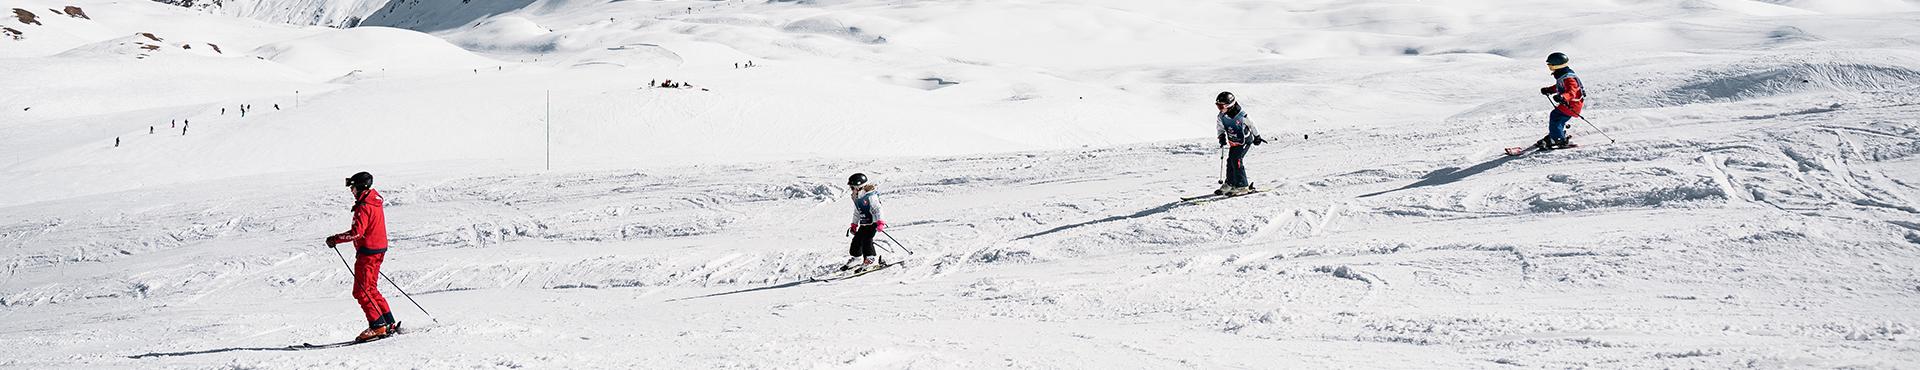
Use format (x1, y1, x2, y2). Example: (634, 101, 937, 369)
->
(1214, 92, 1264, 196)
(1535, 52, 1585, 150)
(149, 126, 154, 134)
(114, 137, 119, 147)
(325, 172, 398, 341)
(843, 173, 887, 270)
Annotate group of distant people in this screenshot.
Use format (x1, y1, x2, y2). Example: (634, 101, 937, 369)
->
(734, 60, 758, 69)
(650, 79, 706, 91)
(116, 101, 285, 148)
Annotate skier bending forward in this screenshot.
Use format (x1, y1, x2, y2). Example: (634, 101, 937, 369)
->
(1535, 52, 1585, 150)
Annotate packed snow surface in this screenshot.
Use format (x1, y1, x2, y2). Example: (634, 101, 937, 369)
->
(3, 0, 1919, 368)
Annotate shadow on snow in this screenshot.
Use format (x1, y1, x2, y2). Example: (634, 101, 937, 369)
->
(1013, 200, 1194, 241)
(664, 280, 818, 303)
(1358, 155, 1520, 198)
(127, 341, 360, 359)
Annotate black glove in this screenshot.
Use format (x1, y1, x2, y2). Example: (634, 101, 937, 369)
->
(1539, 86, 1555, 95)
(1250, 135, 1268, 146)
(1552, 94, 1567, 105)
(1217, 134, 1227, 147)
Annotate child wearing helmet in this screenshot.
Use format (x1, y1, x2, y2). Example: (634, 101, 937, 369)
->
(1536, 52, 1585, 150)
(843, 173, 886, 270)
(1214, 91, 1263, 196)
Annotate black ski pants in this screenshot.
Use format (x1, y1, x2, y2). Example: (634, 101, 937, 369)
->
(849, 224, 879, 257)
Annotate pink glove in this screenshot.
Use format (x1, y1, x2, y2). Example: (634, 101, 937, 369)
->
(847, 223, 857, 236)
(875, 221, 886, 232)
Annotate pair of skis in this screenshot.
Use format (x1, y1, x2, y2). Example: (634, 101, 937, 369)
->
(1503, 142, 1580, 156)
(1180, 187, 1264, 203)
(127, 322, 406, 358)
(290, 322, 404, 350)
(811, 261, 905, 283)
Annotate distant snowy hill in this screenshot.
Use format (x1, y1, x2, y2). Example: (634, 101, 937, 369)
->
(3, 0, 1919, 368)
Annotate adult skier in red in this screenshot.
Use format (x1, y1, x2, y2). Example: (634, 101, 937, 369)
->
(325, 171, 397, 341)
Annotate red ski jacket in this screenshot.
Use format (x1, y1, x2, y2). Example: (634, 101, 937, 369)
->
(1551, 71, 1585, 117)
(327, 189, 389, 255)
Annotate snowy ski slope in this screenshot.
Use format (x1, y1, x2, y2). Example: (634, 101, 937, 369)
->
(3, 0, 1919, 368)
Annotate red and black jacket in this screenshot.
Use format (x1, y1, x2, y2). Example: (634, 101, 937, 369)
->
(327, 189, 389, 255)
(1549, 68, 1586, 117)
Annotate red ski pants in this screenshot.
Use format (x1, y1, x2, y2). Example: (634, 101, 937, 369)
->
(352, 252, 393, 324)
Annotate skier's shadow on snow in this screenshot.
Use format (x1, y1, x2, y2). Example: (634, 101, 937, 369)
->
(665, 280, 817, 303)
(127, 341, 358, 358)
(1358, 155, 1520, 198)
(1013, 200, 1192, 241)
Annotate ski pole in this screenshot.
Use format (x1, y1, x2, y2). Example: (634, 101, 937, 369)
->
(1548, 97, 1616, 144)
(379, 270, 439, 323)
(879, 230, 915, 255)
(333, 245, 438, 323)
(330, 246, 355, 274)
(1217, 144, 1227, 184)
(865, 231, 895, 253)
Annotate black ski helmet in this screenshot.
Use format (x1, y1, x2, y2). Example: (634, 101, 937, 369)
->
(847, 173, 868, 187)
(1215, 91, 1236, 106)
(1545, 52, 1570, 65)
(346, 171, 373, 189)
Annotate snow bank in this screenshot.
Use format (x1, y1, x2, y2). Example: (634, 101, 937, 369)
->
(250, 26, 498, 79)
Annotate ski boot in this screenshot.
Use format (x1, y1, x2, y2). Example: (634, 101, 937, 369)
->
(1552, 136, 1575, 149)
(355, 324, 392, 342)
(1214, 183, 1233, 195)
(1224, 186, 1255, 196)
(840, 257, 862, 271)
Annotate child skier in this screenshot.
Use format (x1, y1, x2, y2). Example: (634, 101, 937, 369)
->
(1536, 52, 1585, 150)
(843, 173, 886, 270)
(325, 172, 398, 341)
(1214, 92, 1264, 196)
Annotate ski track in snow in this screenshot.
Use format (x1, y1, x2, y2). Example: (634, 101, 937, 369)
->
(2, 0, 1920, 368)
